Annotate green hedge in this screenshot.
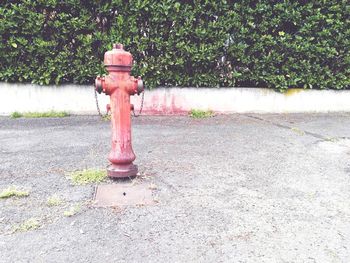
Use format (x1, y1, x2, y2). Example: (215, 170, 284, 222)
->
(0, 0, 349, 91)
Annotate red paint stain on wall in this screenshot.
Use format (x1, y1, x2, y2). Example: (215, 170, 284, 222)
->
(133, 92, 190, 115)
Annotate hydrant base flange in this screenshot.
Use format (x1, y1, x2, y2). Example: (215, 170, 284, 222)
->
(107, 164, 138, 178)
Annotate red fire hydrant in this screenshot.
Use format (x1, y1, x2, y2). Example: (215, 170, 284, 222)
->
(95, 43, 144, 178)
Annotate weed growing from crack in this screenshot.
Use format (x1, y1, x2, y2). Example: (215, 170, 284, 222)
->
(0, 186, 29, 199)
(325, 137, 339, 142)
(291, 127, 305, 136)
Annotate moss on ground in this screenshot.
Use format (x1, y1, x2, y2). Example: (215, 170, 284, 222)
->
(12, 218, 40, 233)
(68, 169, 107, 185)
(63, 204, 81, 217)
(189, 109, 214, 118)
(0, 186, 29, 199)
(46, 194, 64, 207)
(10, 111, 69, 118)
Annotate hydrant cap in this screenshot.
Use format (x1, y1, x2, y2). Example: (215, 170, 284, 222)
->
(104, 43, 133, 69)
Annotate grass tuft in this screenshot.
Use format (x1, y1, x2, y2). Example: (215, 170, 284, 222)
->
(68, 169, 107, 185)
(102, 115, 111, 121)
(189, 109, 214, 118)
(10, 110, 69, 119)
(10, 111, 22, 118)
(13, 218, 40, 233)
(47, 194, 64, 207)
(0, 186, 29, 199)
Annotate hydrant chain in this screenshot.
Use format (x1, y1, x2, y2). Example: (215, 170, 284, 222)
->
(132, 90, 145, 117)
(94, 86, 110, 119)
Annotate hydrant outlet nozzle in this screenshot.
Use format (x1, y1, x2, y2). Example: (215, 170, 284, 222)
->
(95, 76, 104, 94)
(137, 78, 144, 95)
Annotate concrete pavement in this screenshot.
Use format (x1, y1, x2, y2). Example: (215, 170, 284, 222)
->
(0, 114, 350, 262)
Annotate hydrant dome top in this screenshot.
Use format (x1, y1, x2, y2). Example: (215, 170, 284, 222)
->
(104, 43, 133, 68)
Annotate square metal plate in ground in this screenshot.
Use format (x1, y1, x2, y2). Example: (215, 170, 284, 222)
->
(93, 183, 154, 207)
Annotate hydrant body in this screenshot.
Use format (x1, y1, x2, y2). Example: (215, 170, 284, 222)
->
(95, 43, 143, 178)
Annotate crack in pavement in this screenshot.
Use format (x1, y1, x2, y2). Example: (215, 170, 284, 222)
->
(244, 114, 350, 145)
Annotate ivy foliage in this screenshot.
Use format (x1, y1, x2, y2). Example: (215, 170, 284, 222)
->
(0, 0, 349, 91)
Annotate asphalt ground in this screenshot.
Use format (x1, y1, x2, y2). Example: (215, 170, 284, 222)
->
(0, 114, 350, 263)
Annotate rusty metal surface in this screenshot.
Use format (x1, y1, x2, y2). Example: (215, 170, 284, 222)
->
(93, 183, 154, 207)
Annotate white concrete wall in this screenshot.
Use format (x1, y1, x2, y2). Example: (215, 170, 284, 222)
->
(0, 83, 109, 115)
(0, 82, 349, 115)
